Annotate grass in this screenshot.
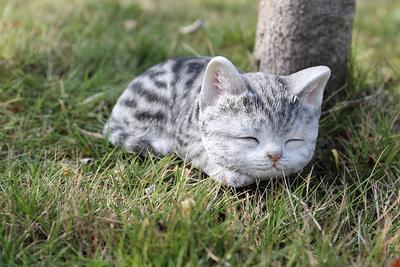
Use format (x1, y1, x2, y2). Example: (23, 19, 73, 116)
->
(0, 0, 399, 265)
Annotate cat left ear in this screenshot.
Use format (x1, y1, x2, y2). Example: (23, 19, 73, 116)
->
(200, 56, 245, 111)
(284, 66, 331, 108)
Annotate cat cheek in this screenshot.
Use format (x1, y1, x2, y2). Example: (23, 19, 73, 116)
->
(285, 143, 302, 150)
(284, 149, 310, 167)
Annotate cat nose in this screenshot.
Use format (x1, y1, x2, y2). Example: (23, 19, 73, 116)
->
(267, 153, 282, 163)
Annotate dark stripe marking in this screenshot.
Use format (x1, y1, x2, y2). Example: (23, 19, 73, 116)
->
(121, 98, 137, 108)
(130, 81, 169, 106)
(134, 110, 166, 122)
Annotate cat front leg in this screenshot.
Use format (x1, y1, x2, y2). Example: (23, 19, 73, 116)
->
(203, 162, 255, 188)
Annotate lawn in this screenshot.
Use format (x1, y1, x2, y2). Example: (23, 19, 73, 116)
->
(0, 0, 399, 266)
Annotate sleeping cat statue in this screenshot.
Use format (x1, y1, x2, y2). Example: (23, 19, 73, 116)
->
(104, 56, 330, 187)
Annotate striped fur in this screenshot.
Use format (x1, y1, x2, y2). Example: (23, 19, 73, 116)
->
(104, 56, 330, 187)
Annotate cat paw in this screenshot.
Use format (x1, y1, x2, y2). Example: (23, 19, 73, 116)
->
(203, 163, 255, 187)
(214, 169, 255, 188)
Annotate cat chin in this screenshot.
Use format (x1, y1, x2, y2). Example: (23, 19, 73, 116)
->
(250, 166, 300, 179)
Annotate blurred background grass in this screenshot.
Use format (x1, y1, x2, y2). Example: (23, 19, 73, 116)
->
(354, 0, 400, 89)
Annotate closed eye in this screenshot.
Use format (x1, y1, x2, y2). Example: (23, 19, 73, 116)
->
(237, 136, 259, 144)
(285, 139, 305, 144)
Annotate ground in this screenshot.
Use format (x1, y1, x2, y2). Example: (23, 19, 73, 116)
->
(0, 0, 399, 266)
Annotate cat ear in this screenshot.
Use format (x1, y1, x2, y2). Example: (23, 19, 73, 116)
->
(284, 66, 331, 108)
(200, 56, 245, 110)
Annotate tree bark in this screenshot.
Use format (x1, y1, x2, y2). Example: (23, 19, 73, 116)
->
(254, 0, 355, 91)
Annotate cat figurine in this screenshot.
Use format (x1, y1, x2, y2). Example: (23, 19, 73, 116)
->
(104, 56, 330, 187)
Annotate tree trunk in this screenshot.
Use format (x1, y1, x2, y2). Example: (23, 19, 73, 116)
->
(254, 0, 355, 91)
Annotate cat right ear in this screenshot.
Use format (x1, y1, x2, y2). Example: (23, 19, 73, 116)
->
(200, 56, 245, 111)
(284, 66, 331, 108)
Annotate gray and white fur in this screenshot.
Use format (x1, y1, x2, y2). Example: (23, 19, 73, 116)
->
(104, 56, 330, 187)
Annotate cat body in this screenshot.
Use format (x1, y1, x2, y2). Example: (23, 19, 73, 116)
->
(104, 56, 330, 187)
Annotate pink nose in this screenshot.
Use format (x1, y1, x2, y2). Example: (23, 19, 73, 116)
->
(267, 153, 282, 163)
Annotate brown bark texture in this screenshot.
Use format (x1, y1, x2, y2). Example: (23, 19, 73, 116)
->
(254, 0, 355, 91)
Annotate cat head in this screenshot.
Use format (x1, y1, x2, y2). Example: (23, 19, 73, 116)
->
(199, 56, 330, 181)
